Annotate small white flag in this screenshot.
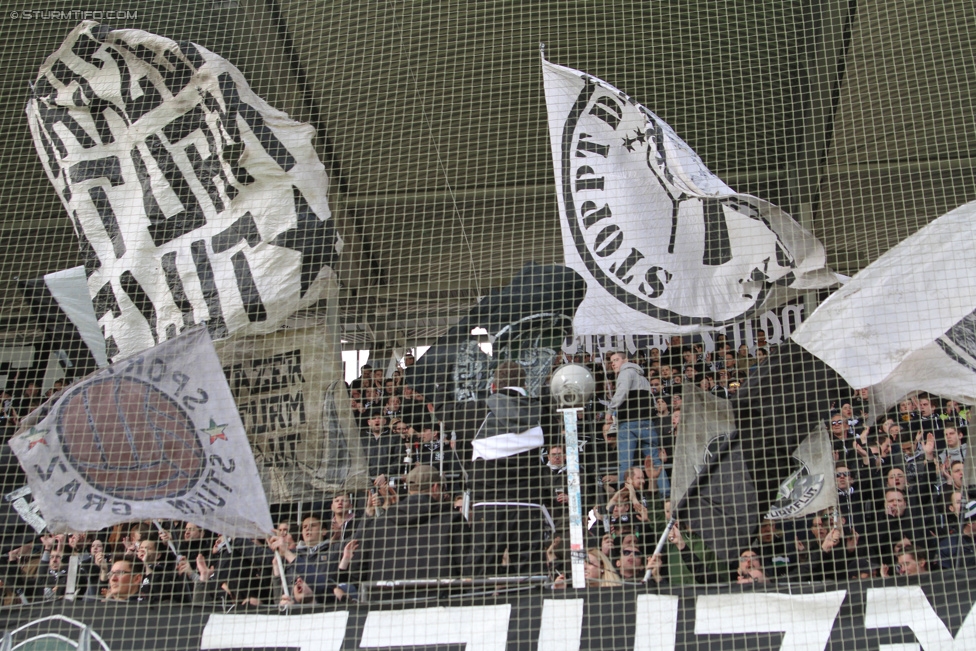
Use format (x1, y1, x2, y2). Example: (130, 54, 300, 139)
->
(542, 55, 839, 335)
(766, 426, 837, 520)
(8, 326, 273, 538)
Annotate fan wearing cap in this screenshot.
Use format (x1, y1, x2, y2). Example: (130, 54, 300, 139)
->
(939, 498, 976, 570)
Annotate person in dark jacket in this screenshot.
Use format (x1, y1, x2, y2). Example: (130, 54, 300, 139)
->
(340, 465, 467, 600)
(939, 499, 976, 570)
(443, 362, 553, 575)
(362, 409, 400, 482)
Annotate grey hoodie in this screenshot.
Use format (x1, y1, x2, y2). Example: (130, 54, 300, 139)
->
(610, 362, 653, 422)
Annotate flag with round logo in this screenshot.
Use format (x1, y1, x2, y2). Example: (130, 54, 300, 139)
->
(543, 55, 840, 335)
(8, 325, 273, 538)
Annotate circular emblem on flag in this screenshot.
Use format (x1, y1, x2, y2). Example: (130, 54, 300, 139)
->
(766, 459, 825, 520)
(56, 376, 206, 501)
(561, 80, 800, 327)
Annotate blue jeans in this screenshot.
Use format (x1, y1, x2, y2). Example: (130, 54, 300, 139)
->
(617, 419, 670, 497)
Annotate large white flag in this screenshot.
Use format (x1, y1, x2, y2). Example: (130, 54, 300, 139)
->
(26, 22, 341, 361)
(542, 56, 839, 335)
(8, 326, 273, 538)
(792, 200, 976, 408)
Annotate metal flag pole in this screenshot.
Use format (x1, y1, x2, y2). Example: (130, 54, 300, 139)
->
(559, 406, 586, 589)
(274, 550, 290, 597)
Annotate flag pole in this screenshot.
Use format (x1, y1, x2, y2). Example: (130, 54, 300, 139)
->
(558, 407, 586, 589)
(152, 520, 182, 560)
(274, 550, 290, 597)
(646, 432, 739, 578)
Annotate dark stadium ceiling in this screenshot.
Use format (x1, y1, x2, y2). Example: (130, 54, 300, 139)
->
(0, 0, 974, 352)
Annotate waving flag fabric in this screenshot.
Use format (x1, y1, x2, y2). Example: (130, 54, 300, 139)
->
(27, 21, 341, 361)
(792, 199, 976, 409)
(543, 55, 839, 335)
(9, 326, 273, 538)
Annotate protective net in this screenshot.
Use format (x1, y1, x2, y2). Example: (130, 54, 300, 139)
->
(1, 1, 975, 649)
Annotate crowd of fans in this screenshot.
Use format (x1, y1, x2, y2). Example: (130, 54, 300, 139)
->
(0, 332, 973, 608)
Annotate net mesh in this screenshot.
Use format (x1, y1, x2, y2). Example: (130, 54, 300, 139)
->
(0, 1, 975, 649)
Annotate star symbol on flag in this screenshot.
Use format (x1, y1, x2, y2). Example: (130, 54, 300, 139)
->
(271, 186, 340, 298)
(633, 129, 647, 145)
(203, 419, 229, 444)
(622, 135, 637, 152)
(21, 427, 49, 449)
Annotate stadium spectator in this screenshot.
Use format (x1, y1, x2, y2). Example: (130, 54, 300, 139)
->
(733, 549, 766, 584)
(365, 475, 399, 517)
(104, 554, 144, 602)
(349, 363, 373, 391)
(349, 388, 368, 427)
(934, 490, 963, 539)
(362, 409, 399, 481)
(828, 411, 852, 463)
(414, 423, 445, 469)
(835, 463, 870, 532)
(796, 511, 858, 582)
(29, 533, 67, 601)
(896, 547, 929, 576)
(339, 465, 466, 600)
(280, 536, 357, 608)
(751, 522, 796, 577)
(699, 373, 728, 399)
(123, 523, 151, 554)
(608, 351, 668, 495)
(400, 385, 432, 430)
(444, 361, 553, 575)
(583, 548, 622, 587)
(840, 401, 861, 438)
(659, 501, 719, 584)
(939, 425, 967, 469)
(940, 460, 966, 500)
(897, 397, 917, 426)
(851, 388, 871, 420)
(939, 499, 976, 570)
(753, 347, 769, 366)
(942, 399, 968, 428)
(614, 539, 650, 582)
(866, 488, 930, 562)
(328, 495, 359, 545)
(135, 537, 177, 602)
(606, 496, 643, 544)
(735, 345, 753, 374)
(383, 395, 401, 419)
(915, 393, 944, 440)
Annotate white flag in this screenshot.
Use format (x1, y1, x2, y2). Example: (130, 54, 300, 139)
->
(542, 56, 839, 335)
(792, 200, 976, 408)
(26, 22, 341, 361)
(8, 326, 273, 538)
